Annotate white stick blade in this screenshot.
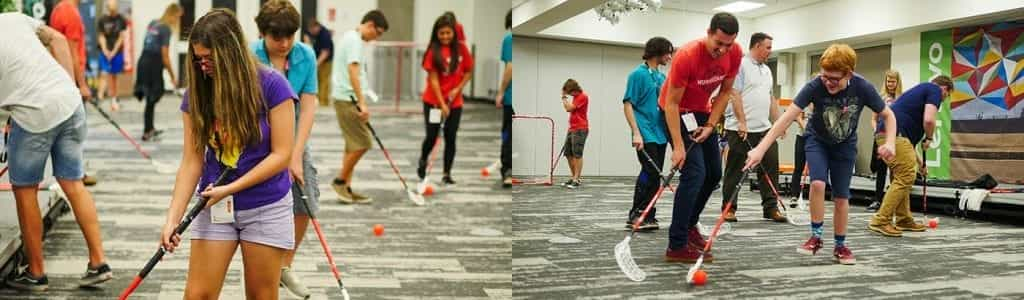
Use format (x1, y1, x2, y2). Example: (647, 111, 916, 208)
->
(614, 236, 646, 281)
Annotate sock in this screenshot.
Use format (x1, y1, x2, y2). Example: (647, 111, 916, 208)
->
(334, 178, 346, 185)
(811, 222, 823, 238)
(835, 235, 846, 247)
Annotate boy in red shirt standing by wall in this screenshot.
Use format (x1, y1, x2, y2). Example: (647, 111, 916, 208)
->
(561, 79, 588, 189)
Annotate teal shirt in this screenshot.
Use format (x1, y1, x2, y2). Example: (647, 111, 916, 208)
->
(501, 32, 512, 106)
(623, 63, 667, 144)
(251, 40, 318, 146)
(331, 29, 367, 102)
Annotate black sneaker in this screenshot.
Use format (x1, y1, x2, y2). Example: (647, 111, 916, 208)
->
(566, 179, 580, 189)
(6, 270, 48, 292)
(417, 164, 427, 179)
(866, 201, 881, 212)
(442, 175, 457, 186)
(78, 262, 114, 287)
(639, 218, 660, 230)
(561, 180, 573, 187)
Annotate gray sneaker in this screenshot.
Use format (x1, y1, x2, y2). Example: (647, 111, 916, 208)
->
(333, 181, 355, 204)
(280, 267, 311, 299)
(349, 187, 374, 204)
(78, 262, 113, 287)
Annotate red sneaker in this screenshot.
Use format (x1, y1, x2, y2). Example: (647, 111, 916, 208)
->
(833, 245, 856, 265)
(665, 246, 712, 263)
(796, 236, 823, 255)
(688, 227, 707, 250)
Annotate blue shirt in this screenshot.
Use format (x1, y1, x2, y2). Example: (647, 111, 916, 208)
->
(876, 83, 943, 145)
(794, 74, 886, 145)
(623, 63, 667, 144)
(307, 27, 334, 61)
(501, 32, 512, 106)
(251, 40, 318, 124)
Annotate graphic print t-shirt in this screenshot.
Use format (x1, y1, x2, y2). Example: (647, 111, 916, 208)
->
(793, 74, 886, 145)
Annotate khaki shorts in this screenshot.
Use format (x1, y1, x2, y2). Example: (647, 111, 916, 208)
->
(333, 100, 372, 152)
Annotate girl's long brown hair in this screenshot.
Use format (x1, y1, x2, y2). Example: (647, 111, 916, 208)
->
(185, 9, 265, 155)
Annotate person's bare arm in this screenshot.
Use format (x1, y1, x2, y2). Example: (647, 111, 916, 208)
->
(98, 34, 110, 57)
(290, 93, 318, 184)
(112, 29, 126, 56)
(317, 49, 330, 66)
(730, 89, 748, 138)
(496, 62, 512, 107)
(664, 85, 686, 167)
(348, 62, 370, 120)
(623, 102, 643, 149)
(66, 37, 88, 89)
(161, 46, 177, 88)
(36, 25, 75, 80)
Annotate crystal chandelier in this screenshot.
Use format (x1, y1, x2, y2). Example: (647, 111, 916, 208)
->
(594, 0, 663, 25)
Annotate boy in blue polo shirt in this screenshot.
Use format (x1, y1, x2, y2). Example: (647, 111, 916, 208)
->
(251, 0, 318, 297)
(623, 37, 673, 230)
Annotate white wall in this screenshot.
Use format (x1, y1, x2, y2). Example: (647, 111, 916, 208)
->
(513, 36, 650, 177)
(320, 0, 378, 38)
(413, 0, 474, 46)
(536, 8, 752, 49)
(472, 1, 515, 98)
(754, 0, 1024, 51)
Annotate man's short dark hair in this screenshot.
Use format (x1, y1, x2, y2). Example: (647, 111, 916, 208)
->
(749, 32, 772, 49)
(643, 37, 673, 60)
(255, 0, 300, 38)
(505, 9, 512, 30)
(931, 75, 954, 92)
(362, 10, 389, 31)
(709, 12, 738, 35)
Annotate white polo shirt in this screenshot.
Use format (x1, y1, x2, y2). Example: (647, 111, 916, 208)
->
(724, 54, 774, 133)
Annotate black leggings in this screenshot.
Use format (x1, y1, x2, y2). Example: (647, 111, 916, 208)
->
(501, 105, 513, 177)
(142, 86, 162, 133)
(419, 103, 463, 176)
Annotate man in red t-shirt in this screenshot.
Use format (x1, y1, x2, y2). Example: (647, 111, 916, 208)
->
(659, 12, 743, 263)
(560, 79, 588, 189)
(49, 0, 90, 100)
(50, 0, 98, 186)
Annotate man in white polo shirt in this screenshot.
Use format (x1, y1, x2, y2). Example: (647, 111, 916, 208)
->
(720, 32, 787, 223)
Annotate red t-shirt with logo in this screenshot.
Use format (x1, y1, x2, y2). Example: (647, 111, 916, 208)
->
(49, 1, 86, 73)
(422, 42, 474, 109)
(658, 39, 743, 113)
(569, 91, 589, 131)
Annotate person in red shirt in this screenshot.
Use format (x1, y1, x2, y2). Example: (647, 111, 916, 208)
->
(49, 0, 100, 186)
(659, 12, 743, 263)
(48, 0, 90, 100)
(560, 79, 588, 189)
(418, 14, 474, 185)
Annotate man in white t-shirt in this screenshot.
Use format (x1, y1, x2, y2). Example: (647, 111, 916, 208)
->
(0, 12, 112, 291)
(720, 32, 787, 223)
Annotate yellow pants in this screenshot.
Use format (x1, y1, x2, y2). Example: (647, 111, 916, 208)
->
(870, 135, 917, 226)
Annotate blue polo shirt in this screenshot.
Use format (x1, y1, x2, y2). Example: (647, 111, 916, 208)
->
(501, 32, 512, 107)
(251, 40, 318, 122)
(623, 63, 667, 144)
(876, 82, 944, 145)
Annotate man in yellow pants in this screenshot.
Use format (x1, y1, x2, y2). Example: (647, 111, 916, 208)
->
(868, 75, 953, 237)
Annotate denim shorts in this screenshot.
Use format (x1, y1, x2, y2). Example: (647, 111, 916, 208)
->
(191, 192, 296, 250)
(291, 147, 319, 216)
(804, 135, 857, 199)
(7, 104, 87, 186)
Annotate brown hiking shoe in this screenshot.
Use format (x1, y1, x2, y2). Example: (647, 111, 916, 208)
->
(895, 221, 928, 232)
(868, 223, 903, 237)
(764, 208, 788, 223)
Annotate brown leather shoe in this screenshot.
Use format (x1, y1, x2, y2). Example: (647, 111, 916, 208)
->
(868, 223, 902, 237)
(723, 210, 737, 222)
(764, 209, 788, 223)
(895, 221, 928, 232)
(82, 174, 98, 186)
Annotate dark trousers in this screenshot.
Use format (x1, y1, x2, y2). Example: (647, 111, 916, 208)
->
(419, 103, 463, 175)
(500, 105, 513, 177)
(668, 112, 721, 250)
(871, 139, 889, 201)
(141, 86, 162, 133)
(790, 134, 807, 196)
(722, 130, 779, 212)
(628, 143, 667, 222)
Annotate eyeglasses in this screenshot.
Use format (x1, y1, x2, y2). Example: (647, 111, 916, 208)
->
(819, 72, 847, 85)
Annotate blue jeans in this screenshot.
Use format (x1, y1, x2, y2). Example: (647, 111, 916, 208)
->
(8, 104, 87, 186)
(668, 112, 721, 250)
